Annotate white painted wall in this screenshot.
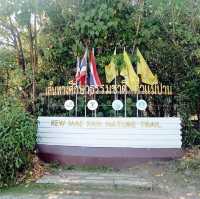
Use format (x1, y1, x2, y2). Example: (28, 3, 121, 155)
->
(37, 117, 182, 148)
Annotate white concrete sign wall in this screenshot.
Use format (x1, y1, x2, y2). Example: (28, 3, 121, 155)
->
(37, 117, 182, 149)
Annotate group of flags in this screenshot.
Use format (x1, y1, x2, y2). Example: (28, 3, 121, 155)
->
(75, 49, 101, 87)
(75, 48, 158, 91)
(105, 48, 158, 92)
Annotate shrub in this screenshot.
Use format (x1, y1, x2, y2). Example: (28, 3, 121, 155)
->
(0, 97, 36, 187)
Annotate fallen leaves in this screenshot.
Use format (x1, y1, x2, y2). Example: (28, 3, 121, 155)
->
(17, 154, 45, 184)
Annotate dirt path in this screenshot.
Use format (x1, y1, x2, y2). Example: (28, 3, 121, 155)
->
(0, 160, 200, 199)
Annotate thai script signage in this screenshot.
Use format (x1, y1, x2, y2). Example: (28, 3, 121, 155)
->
(42, 83, 173, 96)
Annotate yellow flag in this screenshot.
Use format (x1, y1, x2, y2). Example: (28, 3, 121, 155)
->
(136, 48, 158, 85)
(105, 49, 118, 83)
(120, 50, 139, 92)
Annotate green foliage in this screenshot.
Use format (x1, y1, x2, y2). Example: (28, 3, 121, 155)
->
(0, 0, 200, 147)
(0, 48, 16, 94)
(179, 105, 200, 147)
(178, 74, 200, 147)
(0, 97, 36, 187)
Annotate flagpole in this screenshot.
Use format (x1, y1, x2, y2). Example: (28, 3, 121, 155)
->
(84, 86, 87, 117)
(136, 76, 139, 117)
(124, 85, 127, 117)
(114, 47, 117, 117)
(93, 92, 97, 117)
(136, 48, 139, 118)
(75, 57, 79, 117)
(69, 94, 71, 117)
(123, 47, 127, 117)
(92, 48, 94, 117)
(114, 72, 117, 117)
(84, 49, 87, 117)
(95, 94, 97, 117)
(136, 92, 139, 117)
(92, 48, 97, 117)
(75, 90, 78, 116)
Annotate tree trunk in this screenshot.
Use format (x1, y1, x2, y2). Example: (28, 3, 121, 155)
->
(16, 31, 26, 73)
(34, 10, 38, 73)
(8, 17, 26, 73)
(28, 22, 36, 113)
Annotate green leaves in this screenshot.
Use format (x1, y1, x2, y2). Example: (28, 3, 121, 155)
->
(0, 97, 36, 187)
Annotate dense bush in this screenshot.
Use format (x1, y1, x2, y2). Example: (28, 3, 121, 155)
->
(0, 97, 36, 187)
(181, 111, 200, 147)
(178, 73, 200, 147)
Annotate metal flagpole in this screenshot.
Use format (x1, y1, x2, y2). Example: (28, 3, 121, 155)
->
(92, 48, 97, 117)
(114, 77, 117, 100)
(75, 57, 79, 117)
(84, 49, 88, 117)
(94, 94, 97, 117)
(69, 94, 71, 117)
(136, 92, 139, 117)
(114, 47, 117, 117)
(84, 86, 87, 117)
(123, 47, 127, 117)
(114, 74, 117, 117)
(135, 48, 139, 118)
(75, 91, 78, 116)
(124, 85, 127, 117)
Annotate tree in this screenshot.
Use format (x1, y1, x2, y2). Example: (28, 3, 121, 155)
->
(0, 0, 43, 113)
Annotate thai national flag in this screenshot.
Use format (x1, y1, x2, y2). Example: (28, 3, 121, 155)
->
(79, 50, 87, 86)
(89, 49, 101, 87)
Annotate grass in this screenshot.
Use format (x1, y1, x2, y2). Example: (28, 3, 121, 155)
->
(0, 183, 65, 195)
(175, 158, 200, 176)
(175, 147, 200, 177)
(0, 181, 153, 196)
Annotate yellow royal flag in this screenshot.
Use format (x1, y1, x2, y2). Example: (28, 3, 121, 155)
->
(136, 48, 158, 85)
(120, 50, 139, 92)
(105, 49, 118, 83)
